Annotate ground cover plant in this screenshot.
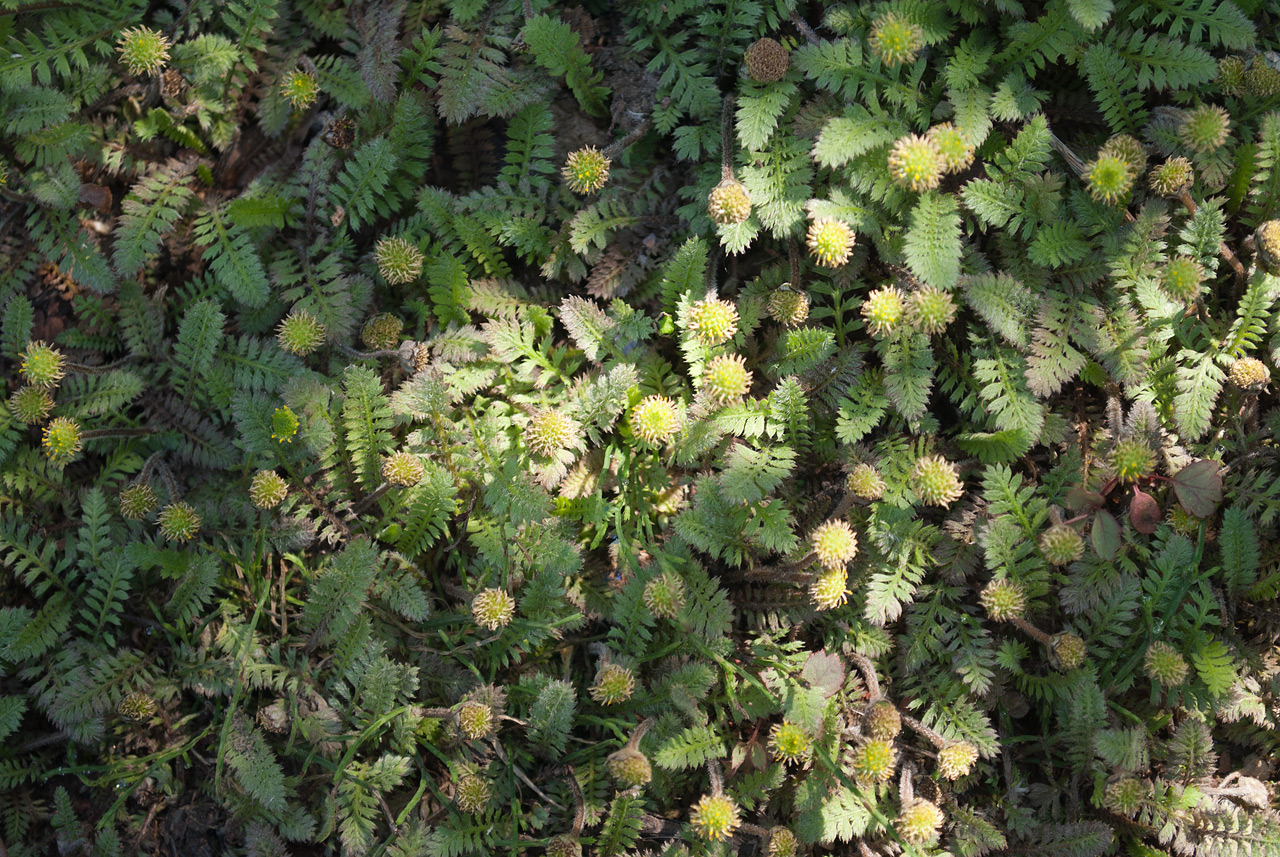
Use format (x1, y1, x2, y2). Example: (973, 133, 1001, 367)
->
(1, 0, 1280, 854)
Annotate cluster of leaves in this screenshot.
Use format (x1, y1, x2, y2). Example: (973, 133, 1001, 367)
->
(1, 0, 1279, 856)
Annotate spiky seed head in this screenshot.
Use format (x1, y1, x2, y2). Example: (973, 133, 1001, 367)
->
(896, 799, 945, 846)
(1149, 156, 1195, 197)
(1100, 134, 1149, 176)
(630, 396, 682, 445)
(928, 123, 975, 173)
(1144, 641, 1190, 686)
(767, 827, 799, 857)
(1039, 524, 1085, 565)
(455, 774, 490, 814)
(1220, 56, 1249, 95)
(744, 37, 790, 82)
(1179, 104, 1231, 152)
(688, 298, 739, 346)
(847, 463, 886, 501)
(606, 746, 653, 788)
(456, 700, 495, 739)
(1229, 356, 1270, 392)
(527, 409, 580, 458)
(280, 68, 319, 108)
(8, 386, 54, 425)
(811, 520, 858, 570)
(936, 741, 979, 779)
(249, 470, 289, 509)
(806, 217, 856, 267)
(980, 578, 1027, 622)
(868, 12, 923, 66)
(864, 700, 902, 740)
(1161, 257, 1205, 303)
(911, 455, 964, 507)
(906, 285, 956, 335)
(643, 571, 686, 619)
(1245, 62, 1280, 97)
(768, 290, 810, 326)
(277, 310, 326, 355)
(707, 178, 752, 225)
(850, 739, 897, 783)
(809, 567, 849, 611)
(117, 26, 171, 75)
(1255, 220, 1280, 274)
(1104, 777, 1146, 815)
(119, 483, 158, 520)
(271, 405, 300, 443)
(689, 793, 741, 842)
(590, 663, 636, 705)
(361, 313, 404, 351)
(20, 341, 66, 387)
(42, 416, 82, 464)
(545, 835, 582, 857)
(1083, 153, 1134, 205)
(769, 720, 813, 765)
(1051, 633, 1087, 670)
(861, 286, 906, 338)
(158, 502, 201, 542)
(1111, 437, 1156, 483)
(472, 588, 516, 631)
(703, 354, 753, 405)
(382, 452, 425, 487)
(888, 134, 944, 192)
(562, 147, 610, 195)
(117, 691, 157, 722)
(374, 236, 424, 285)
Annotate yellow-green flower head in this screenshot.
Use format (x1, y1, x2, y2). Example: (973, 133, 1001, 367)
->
(868, 12, 924, 66)
(1143, 641, 1190, 687)
(1219, 56, 1249, 95)
(864, 699, 902, 740)
(158, 502, 202, 542)
(455, 773, 490, 814)
(42, 416, 82, 465)
(846, 463, 886, 501)
(980, 578, 1027, 622)
(809, 566, 849, 610)
(20, 341, 66, 387)
(117, 26, 171, 75)
(907, 285, 957, 335)
(8, 386, 54, 425)
(472, 588, 516, 631)
(383, 451, 425, 487)
(1110, 437, 1155, 483)
(1246, 62, 1280, 97)
(589, 663, 636, 705)
(455, 700, 495, 740)
(606, 746, 653, 788)
(280, 68, 320, 109)
(374, 236, 423, 285)
(928, 123, 975, 173)
(1179, 104, 1231, 152)
(1229, 356, 1270, 392)
(896, 799, 945, 846)
(1039, 523, 1084, 565)
(277, 309, 326, 355)
(861, 286, 906, 338)
(545, 835, 582, 857)
(271, 405, 300, 443)
(643, 571, 686, 619)
(689, 793, 741, 842)
(850, 738, 897, 783)
(1051, 633, 1087, 670)
(688, 297, 739, 346)
(1149, 156, 1195, 197)
(811, 519, 858, 570)
(1083, 153, 1134, 205)
(1161, 256, 1204, 303)
(1100, 134, 1149, 176)
(769, 720, 812, 765)
(768, 289, 810, 326)
(911, 454, 963, 507)
(361, 313, 404, 351)
(707, 178, 752, 225)
(1255, 220, 1280, 274)
(744, 37, 790, 82)
(527, 409, 579, 458)
(1104, 777, 1146, 816)
(767, 827, 799, 857)
(117, 691, 157, 722)
(630, 395, 682, 445)
(936, 741, 979, 780)
(119, 483, 157, 520)
(888, 133, 944, 192)
(1168, 504, 1202, 536)
(562, 146, 611, 195)
(703, 354, 753, 405)
(806, 217, 856, 267)
(249, 470, 289, 509)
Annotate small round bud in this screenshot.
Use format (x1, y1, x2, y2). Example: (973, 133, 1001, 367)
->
(271, 405, 300, 443)
(1104, 777, 1146, 816)
(455, 774, 490, 814)
(116, 26, 170, 75)
(861, 286, 906, 338)
(768, 290, 810, 326)
(980, 578, 1027, 622)
(809, 567, 849, 611)
(277, 310, 326, 356)
(907, 286, 957, 335)
(769, 720, 813, 766)
(849, 739, 897, 783)
(936, 741, 979, 779)
(702, 354, 752, 405)
(1255, 220, 1280, 275)
(383, 452, 425, 487)
(643, 571, 686, 619)
(606, 746, 653, 788)
(767, 827, 799, 857)
(258, 700, 289, 733)
(1110, 437, 1156, 483)
(1052, 633, 1088, 670)
(687, 298, 739, 346)
(1039, 524, 1084, 565)
(117, 691, 157, 722)
(562, 147, 610, 195)
(249, 470, 289, 509)
(630, 396, 682, 445)
(689, 793, 741, 842)
(1148, 156, 1195, 197)
(846, 463, 886, 501)
(158, 502, 201, 542)
(896, 799, 945, 846)
(119, 483, 158, 520)
(911, 455, 964, 507)
(868, 12, 923, 66)
(545, 835, 582, 857)
(1083, 153, 1134, 205)
(42, 416, 82, 465)
(472, 588, 516, 631)
(744, 37, 789, 82)
(527, 409, 579, 458)
(1229, 356, 1270, 392)
(374, 236, 424, 285)
(1100, 134, 1149, 176)
(811, 520, 858, 570)
(589, 663, 636, 705)
(1219, 56, 1249, 96)
(1143, 641, 1190, 687)
(806, 218, 856, 267)
(1179, 104, 1231, 152)
(1161, 256, 1205, 303)
(8, 386, 54, 425)
(456, 700, 495, 740)
(707, 178, 752, 225)
(361, 313, 404, 350)
(1245, 62, 1280, 97)
(864, 700, 902, 741)
(19, 341, 66, 387)
(888, 134, 944, 192)
(927, 123, 975, 174)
